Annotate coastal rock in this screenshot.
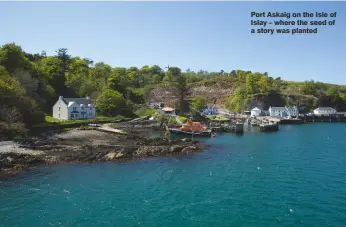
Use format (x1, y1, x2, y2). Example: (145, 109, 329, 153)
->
(170, 145, 184, 153)
(0, 153, 45, 177)
(6, 156, 13, 162)
(181, 146, 196, 153)
(116, 152, 124, 158)
(105, 152, 117, 160)
(135, 146, 166, 157)
(1, 128, 207, 177)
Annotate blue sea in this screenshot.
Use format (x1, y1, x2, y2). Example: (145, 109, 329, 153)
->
(1, 124, 346, 227)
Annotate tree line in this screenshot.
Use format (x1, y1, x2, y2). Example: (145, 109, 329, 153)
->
(1, 42, 345, 137)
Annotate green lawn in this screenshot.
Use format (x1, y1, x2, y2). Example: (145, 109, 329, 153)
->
(45, 116, 115, 124)
(33, 115, 130, 128)
(178, 116, 188, 123)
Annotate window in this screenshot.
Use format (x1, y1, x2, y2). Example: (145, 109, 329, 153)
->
(73, 107, 77, 111)
(70, 114, 73, 118)
(89, 107, 92, 110)
(82, 107, 84, 110)
(59, 107, 60, 111)
(89, 112, 92, 116)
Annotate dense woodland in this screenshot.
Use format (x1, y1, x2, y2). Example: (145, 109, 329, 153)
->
(1, 43, 346, 136)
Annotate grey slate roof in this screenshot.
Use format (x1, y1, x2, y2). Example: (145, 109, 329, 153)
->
(315, 107, 336, 111)
(62, 98, 94, 106)
(269, 107, 287, 111)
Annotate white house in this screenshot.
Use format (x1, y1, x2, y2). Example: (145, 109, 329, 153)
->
(202, 106, 218, 115)
(250, 107, 262, 117)
(269, 106, 298, 118)
(53, 96, 96, 120)
(285, 106, 299, 118)
(313, 107, 337, 115)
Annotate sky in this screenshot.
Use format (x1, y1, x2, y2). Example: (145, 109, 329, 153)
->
(1, 1, 345, 84)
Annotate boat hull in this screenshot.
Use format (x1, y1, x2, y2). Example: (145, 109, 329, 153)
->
(168, 128, 212, 136)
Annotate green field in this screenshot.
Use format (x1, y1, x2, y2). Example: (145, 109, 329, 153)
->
(33, 115, 130, 128)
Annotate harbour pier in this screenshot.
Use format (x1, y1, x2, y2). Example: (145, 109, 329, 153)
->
(299, 114, 346, 123)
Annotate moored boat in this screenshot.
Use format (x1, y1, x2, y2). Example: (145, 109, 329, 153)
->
(168, 120, 212, 136)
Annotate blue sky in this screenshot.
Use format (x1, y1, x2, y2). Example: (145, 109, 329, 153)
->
(1, 2, 345, 84)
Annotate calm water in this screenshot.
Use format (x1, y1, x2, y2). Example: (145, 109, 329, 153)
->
(1, 124, 346, 227)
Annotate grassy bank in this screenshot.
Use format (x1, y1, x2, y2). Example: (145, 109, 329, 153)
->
(32, 115, 131, 128)
(178, 116, 188, 123)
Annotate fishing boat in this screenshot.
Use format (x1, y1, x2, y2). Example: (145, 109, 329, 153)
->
(168, 120, 212, 136)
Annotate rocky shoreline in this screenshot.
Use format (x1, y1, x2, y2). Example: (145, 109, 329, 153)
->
(0, 127, 207, 177)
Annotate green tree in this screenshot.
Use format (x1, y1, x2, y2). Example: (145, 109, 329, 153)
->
(191, 96, 206, 113)
(258, 75, 270, 93)
(65, 58, 92, 96)
(55, 48, 71, 73)
(38, 56, 65, 95)
(300, 80, 316, 95)
(166, 67, 189, 114)
(107, 67, 129, 95)
(90, 62, 112, 93)
(0, 43, 31, 73)
(127, 67, 140, 88)
(150, 65, 164, 81)
(96, 89, 126, 116)
(227, 86, 247, 112)
(0, 66, 44, 125)
(167, 67, 182, 82)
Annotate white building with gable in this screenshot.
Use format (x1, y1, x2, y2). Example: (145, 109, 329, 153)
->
(250, 107, 262, 117)
(313, 107, 337, 115)
(52, 96, 96, 120)
(269, 106, 298, 118)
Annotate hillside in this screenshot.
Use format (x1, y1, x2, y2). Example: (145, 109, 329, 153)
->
(147, 75, 345, 112)
(1, 43, 345, 137)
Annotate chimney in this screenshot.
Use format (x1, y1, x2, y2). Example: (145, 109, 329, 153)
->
(59, 96, 63, 100)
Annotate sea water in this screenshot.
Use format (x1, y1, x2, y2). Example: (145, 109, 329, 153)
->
(1, 124, 346, 227)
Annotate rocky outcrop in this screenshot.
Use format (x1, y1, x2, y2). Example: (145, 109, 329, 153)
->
(113, 119, 162, 132)
(0, 129, 207, 177)
(147, 80, 235, 105)
(0, 153, 45, 177)
(247, 92, 319, 112)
